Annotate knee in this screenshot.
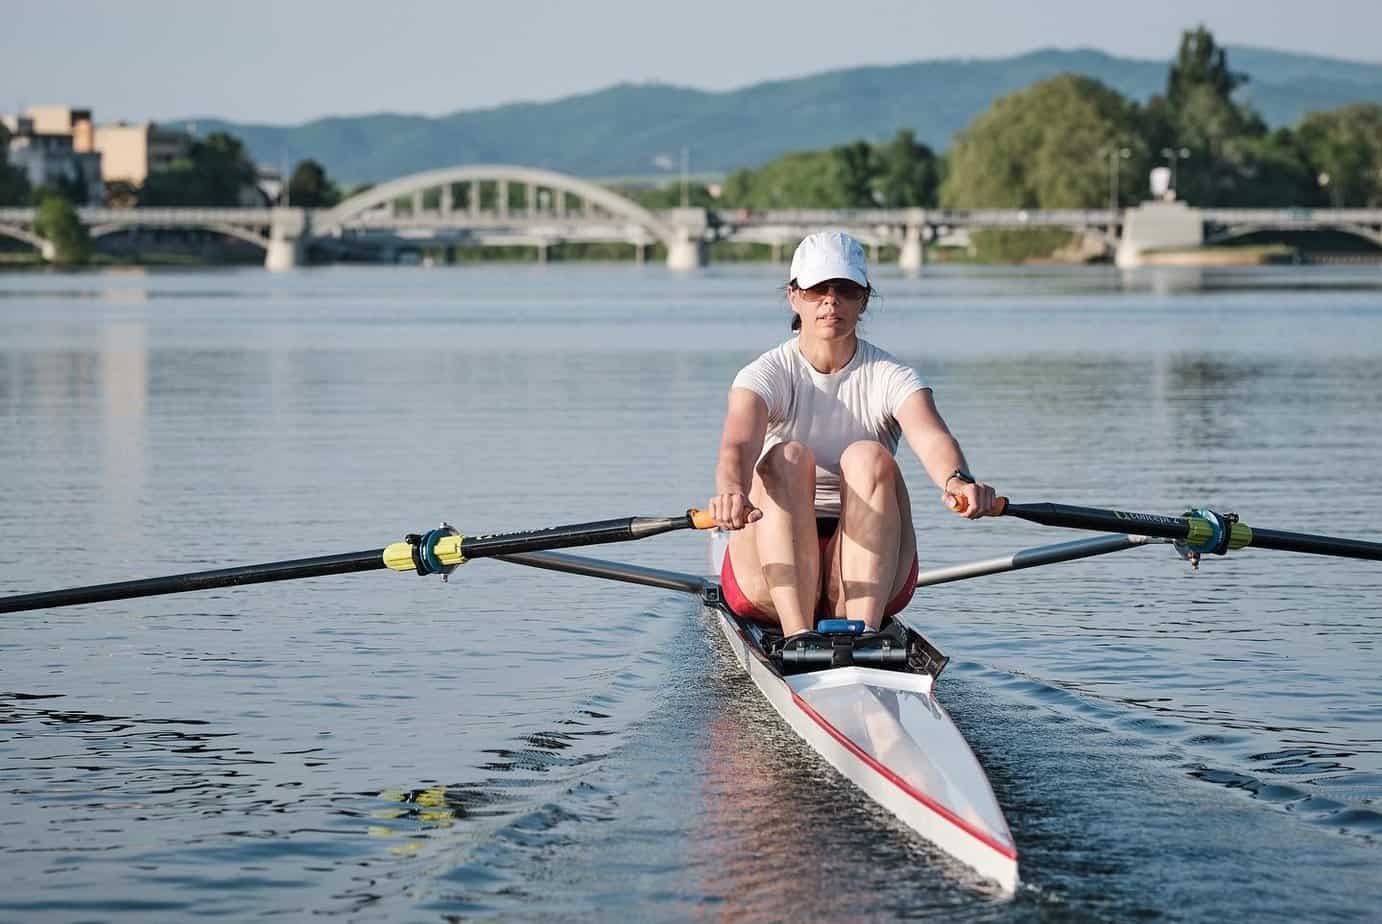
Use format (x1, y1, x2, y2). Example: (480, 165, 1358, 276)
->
(839, 441, 898, 486)
(759, 441, 815, 486)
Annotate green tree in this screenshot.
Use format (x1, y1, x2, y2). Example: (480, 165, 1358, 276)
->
(0, 159, 31, 206)
(1144, 27, 1314, 206)
(1166, 25, 1246, 113)
(33, 193, 91, 265)
(941, 74, 1149, 209)
(0, 125, 33, 206)
(873, 130, 940, 207)
(722, 148, 849, 208)
(1298, 103, 1382, 207)
(140, 131, 258, 206)
(833, 141, 875, 207)
(616, 181, 718, 210)
(287, 159, 341, 207)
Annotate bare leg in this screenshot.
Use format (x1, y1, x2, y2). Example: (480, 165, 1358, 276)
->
(824, 441, 916, 629)
(725, 441, 820, 636)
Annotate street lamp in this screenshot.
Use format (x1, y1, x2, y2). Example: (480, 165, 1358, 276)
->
(1103, 146, 1131, 213)
(1160, 147, 1191, 195)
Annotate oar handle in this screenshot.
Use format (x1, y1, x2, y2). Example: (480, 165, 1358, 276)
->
(689, 508, 716, 530)
(944, 493, 1009, 517)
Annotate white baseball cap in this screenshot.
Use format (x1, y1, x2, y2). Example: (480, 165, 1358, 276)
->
(789, 231, 869, 289)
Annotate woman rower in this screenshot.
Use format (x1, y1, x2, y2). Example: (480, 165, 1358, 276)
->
(708, 230, 998, 642)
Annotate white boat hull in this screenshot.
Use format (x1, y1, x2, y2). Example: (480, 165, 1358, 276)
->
(710, 603, 1019, 894)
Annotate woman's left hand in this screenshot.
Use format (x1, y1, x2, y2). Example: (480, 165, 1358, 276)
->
(944, 481, 998, 519)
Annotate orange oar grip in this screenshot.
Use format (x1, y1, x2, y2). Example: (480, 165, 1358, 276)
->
(688, 508, 717, 530)
(946, 494, 1009, 516)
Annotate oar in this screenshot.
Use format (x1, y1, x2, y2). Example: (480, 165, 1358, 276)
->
(990, 499, 1382, 562)
(0, 509, 716, 614)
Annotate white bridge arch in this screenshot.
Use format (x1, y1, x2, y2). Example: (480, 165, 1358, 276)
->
(0, 222, 49, 254)
(315, 164, 679, 247)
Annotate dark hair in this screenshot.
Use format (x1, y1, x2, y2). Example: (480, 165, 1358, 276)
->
(785, 279, 877, 331)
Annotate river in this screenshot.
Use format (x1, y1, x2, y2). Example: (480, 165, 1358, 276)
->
(1, 262, 1380, 921)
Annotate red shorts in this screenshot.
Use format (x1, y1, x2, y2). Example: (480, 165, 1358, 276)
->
(719, 517, 919, 626)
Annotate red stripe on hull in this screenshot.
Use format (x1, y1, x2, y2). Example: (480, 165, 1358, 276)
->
(788, 689, 1017, 861)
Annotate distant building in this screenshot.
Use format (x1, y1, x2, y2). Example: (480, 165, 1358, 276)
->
(2, 108, 103, 205)
(23, 105, 95, 151)
(93, 122, 193, 187)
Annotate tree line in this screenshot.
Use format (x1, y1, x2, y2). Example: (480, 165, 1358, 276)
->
(710, 28, 1380, 214)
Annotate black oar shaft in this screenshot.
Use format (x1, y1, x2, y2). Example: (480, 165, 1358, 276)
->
(1002, 503, 1191, 542)
(998, 501, 1382, 562)
(0, 510, 714, 615)
(0, 549, 387, 614)
(1247, 527, 1382, 561)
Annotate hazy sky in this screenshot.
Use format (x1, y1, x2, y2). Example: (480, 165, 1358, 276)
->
(5, 0, 1379, 125)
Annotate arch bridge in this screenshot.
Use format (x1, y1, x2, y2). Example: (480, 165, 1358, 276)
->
(3, 167, 1379, 269)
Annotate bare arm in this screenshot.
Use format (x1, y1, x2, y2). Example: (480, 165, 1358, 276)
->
(894, 388, 998, 518)
(709, 388, 768, 529)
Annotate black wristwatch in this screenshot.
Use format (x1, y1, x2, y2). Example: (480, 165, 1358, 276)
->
(945, 469, 976, 490)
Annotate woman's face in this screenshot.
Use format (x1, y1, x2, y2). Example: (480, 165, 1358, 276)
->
(789, 279, 868, 340)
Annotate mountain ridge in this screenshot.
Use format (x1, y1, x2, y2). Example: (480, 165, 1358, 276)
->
(183, 45, 1382, 182)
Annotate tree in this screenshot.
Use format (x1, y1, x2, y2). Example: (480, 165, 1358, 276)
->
(722, 148, 851, 208)
(0, 159, 30, 206)
(832, 141, 875, 207)
(1143, 27, 1314, 206)
(1298, 103, 1382, 207)
(33, 193, 91, 265)
(140, 131, 258, 206)
(941, 74, 1149, 209)
(618, 181, 717, 210)
(873, 130, 940, 208)
(721, 136, 929, 210)
(0, 125, 32, 206)
(1166, 25, 1246, 113)
(287, 159, 341, 207)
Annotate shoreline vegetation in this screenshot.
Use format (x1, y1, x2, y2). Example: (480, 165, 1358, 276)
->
(3, 28, 1380, 269)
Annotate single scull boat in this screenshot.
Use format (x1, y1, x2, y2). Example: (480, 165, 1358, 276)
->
(705, 535, 1019, 892)
(6, 501, 1380, 896)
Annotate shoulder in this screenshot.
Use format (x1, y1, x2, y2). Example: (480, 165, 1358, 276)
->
(737, 339, 799, 378)
(857, 339, 929, 409)
(732, 340, 800, 407)
(857, 339, 916, 373)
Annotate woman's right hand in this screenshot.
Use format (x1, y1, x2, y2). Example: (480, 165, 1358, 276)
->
(707, 492, 763, 530)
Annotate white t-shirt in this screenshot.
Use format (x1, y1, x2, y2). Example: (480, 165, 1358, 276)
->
(731, 338, 929, 515)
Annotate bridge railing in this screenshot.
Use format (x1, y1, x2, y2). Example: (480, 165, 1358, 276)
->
(1201, 208, 1382, 224)
(78, 207, 285, 224)
(708, 208, 1121, 227)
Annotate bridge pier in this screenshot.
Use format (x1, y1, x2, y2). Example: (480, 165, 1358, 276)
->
(898, 225, 927, 275)
(666, 237, 706, 270)
(265, 208, 307, 271)
(1116, 202, 1203, 267)
(666, 208, 709, 270)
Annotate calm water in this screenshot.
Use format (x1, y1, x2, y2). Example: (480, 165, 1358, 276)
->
(1, 263, 1380, 921)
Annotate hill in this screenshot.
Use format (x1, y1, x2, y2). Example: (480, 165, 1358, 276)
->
(189, 46, 1382, 183)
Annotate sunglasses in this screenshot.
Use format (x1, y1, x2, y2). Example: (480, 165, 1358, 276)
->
(795, 280, 868, 302)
